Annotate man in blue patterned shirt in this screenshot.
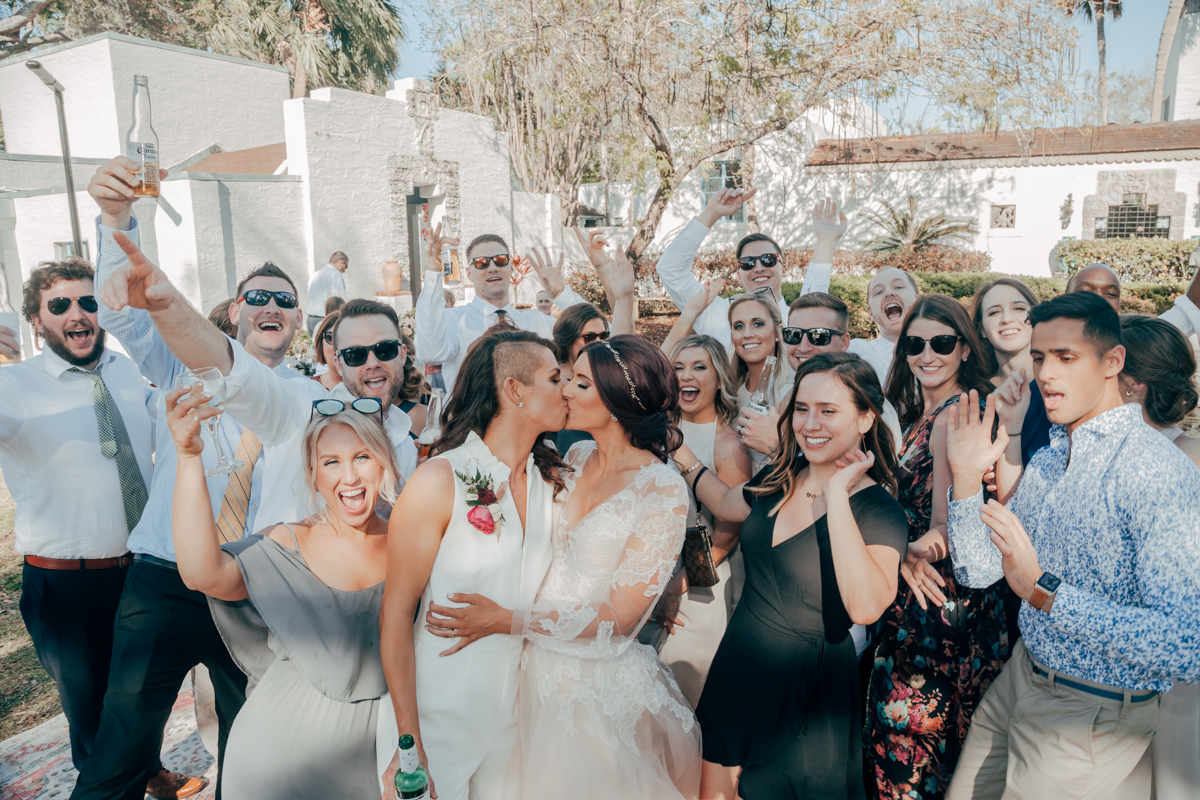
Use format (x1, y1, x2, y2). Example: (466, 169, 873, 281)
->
(942, 292, 1200, 799)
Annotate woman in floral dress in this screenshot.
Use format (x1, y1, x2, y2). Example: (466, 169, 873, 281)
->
(866, 295, 1013, 799)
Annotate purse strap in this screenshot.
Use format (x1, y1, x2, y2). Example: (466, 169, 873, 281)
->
(689, 464, 708, 521)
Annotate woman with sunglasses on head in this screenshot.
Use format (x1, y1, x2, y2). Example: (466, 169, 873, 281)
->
(670, 353, 908, 800)
(417, 335, 702, 799)
(645, 334, 753, 707)
(166, 385, 397, 800)
(312, 311, 343, 390)
(865, 294, 1012, 800)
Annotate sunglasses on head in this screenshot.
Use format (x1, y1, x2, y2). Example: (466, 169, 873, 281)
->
(472, 254, 511, 270)
(238, 289, 298, 309)
(337, 339, 402, 368)
(739, 253, 780, 270)
(580, 330, 610, 345)
(310, 397, 384, 424)
(46, 296, 98, 315)
(898, 334, 962, 357)
(782, 326, 846, 347)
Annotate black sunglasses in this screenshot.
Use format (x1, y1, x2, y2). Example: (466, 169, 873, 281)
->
(46, 295, 98, 315)
(311, 397, 384, 424)
(338, 339, 402, 367)
(238, 289, 298, 309)
(321, 330, 334, 344)
(739, 253, 780, 270)
(580, 330, 610, 345)
(472, 254, 511, 270)
(898, 334, 962, 357)
(782, 326, 845, 347)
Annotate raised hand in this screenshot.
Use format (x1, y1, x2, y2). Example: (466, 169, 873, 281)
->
(88, 156, 168, 228)
(683, 278, 724, 317)
(812, 197, 848, 263)
(573, 227, 613, 269)
(825, 449, 874, 496)
(610, 245, 637, 301)
(101, 230, 179, 312)
(994, 368, 1030, 435)
(422, 222, 459, 270)
(699, 186, 758, 228)
(165, 384, 221, 458)
(945, 390, 1008, 495)
(526, 245, 565, 298)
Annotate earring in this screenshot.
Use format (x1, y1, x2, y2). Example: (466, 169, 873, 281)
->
(518, 402, 524, 408)
(1125, 390, 1132, 397)
(610, 413, 617, 421)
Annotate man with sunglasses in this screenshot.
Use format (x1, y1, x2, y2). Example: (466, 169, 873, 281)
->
(654, 188, 845, 355)
(415, 226, 588, 392)
(0, 261, 166, 792)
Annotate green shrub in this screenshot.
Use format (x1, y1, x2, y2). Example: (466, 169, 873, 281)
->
(1056, 239, 1198, 283)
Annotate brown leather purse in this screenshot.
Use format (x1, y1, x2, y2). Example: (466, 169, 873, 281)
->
(682, 496, 719, 588)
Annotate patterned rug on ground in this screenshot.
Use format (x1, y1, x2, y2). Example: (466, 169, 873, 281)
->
(0, 676, 215, 799)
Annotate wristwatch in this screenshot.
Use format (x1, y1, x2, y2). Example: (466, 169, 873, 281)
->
(1029, 571, 1061, 613)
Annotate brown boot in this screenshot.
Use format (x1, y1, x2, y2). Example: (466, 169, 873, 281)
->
(146, 768, 206, 799)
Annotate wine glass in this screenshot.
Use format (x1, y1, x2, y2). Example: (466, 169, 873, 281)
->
(181, 367, 244, 477)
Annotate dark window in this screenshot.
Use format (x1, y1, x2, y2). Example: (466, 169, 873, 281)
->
(701, 161, 744, 222)
(1095, 196, 1170, 240)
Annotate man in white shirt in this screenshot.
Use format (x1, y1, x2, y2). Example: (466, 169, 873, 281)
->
(535, 290, 554, 316)
(654, 189, 846, 355)
(306, 251, 348, 334)
(416, 227, 588, 393)
(847, 267, 920, 385)
(0, 261, 156, 779)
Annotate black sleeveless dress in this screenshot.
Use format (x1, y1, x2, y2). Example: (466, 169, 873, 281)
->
(695, 474, 907, 800)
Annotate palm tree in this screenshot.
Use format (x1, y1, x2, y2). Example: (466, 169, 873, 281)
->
(861, 195, 978, 252)
(210, 0, 404, 99)
(1064, 0, 1123, 126)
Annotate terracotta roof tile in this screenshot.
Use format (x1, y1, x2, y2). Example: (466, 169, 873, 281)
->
(805, 120, 1200, 167)
(185, 143, 286, 175)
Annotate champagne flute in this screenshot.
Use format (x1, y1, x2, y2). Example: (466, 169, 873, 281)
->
(181, 367, 244, 476)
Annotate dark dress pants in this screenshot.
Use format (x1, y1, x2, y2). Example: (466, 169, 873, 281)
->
(19, 561, 129, 771)
(69, 560, 247, 800)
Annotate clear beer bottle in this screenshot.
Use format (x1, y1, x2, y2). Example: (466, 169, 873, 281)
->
(125, 75, 160, 198)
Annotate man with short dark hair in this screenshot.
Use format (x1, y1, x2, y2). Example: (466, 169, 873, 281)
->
(306, 250, 349, 334)
(0, 259, 160, 787)
(943, 291, 1200, 799)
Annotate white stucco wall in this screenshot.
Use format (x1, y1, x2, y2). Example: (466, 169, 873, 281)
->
(511, 191, 562, 305)
(1162, 8, 1200, 121)
(0, 33, 289, 165)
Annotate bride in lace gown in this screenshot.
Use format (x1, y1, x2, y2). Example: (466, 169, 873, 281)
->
(426, 336, 701, 799)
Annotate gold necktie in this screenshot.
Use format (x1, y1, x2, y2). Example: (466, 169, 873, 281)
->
(215, 427, 263, 543)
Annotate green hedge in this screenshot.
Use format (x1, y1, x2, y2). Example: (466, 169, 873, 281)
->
(1056, 239, 1198, 283)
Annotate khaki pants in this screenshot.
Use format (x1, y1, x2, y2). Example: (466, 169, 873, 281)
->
(947, 639, 1160, 800)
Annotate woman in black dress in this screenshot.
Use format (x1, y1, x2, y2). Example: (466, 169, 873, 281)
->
(670, 352, 908, 799)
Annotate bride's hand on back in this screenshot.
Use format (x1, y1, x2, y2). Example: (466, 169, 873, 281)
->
(426, 593, 513, 656)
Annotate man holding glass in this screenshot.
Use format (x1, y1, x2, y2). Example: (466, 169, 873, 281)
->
(69, 156, 311, 800)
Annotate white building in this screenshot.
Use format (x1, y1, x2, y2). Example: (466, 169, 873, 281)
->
(0, 32, 560, 356)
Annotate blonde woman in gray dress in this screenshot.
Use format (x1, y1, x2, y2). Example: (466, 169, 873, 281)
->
(645, 333, 752, 707)
(167, 384, 396, 800)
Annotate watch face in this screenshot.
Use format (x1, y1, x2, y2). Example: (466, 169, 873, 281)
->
(1037, 572, 1061, 594)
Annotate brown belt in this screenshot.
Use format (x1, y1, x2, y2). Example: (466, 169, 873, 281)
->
(25, 554, 134, 571)
(424, 364, 442, 374)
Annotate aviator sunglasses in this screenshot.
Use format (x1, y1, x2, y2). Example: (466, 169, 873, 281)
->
(898, 334, 963, 357)
(311, 397, 384, 424)
(46, 295, 99, 315)
(739, 253, 780, 270)
(238, 289, 298, 309)
(337, 339, 402, 367)
(472, 254, 511, 270)
(782, 326, 846, 347)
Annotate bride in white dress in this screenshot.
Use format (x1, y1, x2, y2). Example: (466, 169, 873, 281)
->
(427, 335, 701, 799)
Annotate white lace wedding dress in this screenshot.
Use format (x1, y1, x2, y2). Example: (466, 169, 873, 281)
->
(504, 441, 701, 799)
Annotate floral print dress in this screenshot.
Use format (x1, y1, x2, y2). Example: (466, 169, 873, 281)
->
(864, 396, 1011, 800)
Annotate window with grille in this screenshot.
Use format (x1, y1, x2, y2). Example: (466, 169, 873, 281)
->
(1094, 196, 1171, 240)
(990, 205, 1016, 228)
(701, 161, 744, 222)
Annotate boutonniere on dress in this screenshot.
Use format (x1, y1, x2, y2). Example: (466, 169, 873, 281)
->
(457, 464, 506, 538)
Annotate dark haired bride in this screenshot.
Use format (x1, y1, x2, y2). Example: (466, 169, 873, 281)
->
(428, 334, 701, 799)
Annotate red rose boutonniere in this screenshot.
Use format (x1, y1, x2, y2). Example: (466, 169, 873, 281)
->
(456, 467, 505, 538)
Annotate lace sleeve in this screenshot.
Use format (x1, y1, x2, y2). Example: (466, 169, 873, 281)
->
(511, 466, 688, 657)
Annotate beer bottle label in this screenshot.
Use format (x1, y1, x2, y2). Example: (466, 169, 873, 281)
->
(126, 142, 160, 194)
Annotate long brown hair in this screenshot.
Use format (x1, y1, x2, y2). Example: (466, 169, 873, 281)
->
(552, 302, 608, 364)
(885, 294, 994, 430)
(751, 353, 898, 505)
(432, 327, 568, 497)
(970, 277, 1039, 374)
(583, 335, 683, 463)
(1120, 315, 1199, 428)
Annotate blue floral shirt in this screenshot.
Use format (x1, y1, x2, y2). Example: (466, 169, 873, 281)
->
(947, 403, 1200, 692)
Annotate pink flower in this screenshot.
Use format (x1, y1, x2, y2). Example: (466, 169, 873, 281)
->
(467, 506, 495, 534)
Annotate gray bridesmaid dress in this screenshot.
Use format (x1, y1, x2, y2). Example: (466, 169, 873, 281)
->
(209, 526, 387, 800)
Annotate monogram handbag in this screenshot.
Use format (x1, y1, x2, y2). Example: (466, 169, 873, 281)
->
(682, 496, 719, 588)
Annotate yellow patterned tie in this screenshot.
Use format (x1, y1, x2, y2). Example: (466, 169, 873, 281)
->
(215, 427, 263, 543)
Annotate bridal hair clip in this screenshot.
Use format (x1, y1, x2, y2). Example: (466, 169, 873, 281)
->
(601, 340, 646, 410)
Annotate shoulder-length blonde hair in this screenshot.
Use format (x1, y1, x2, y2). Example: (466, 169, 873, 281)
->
(301, 410, 401, 517)
(726, 293, 790, 402)
(668, 334, 740, 428)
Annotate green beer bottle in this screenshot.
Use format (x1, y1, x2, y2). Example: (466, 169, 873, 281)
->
(395, 735, 430, 800)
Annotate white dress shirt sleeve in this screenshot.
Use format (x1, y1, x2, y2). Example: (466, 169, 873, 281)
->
(801, 262, 832, 295)
(1161, 294, 1200, 365)
(656, 218, 713, 313)
(415, 270, 462, 367)
(221, 340, 317, 446)
(0, 372, 25, 444)
(551, 284, 590, 313)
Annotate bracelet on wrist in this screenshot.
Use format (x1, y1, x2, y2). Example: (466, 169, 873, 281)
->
(679, 460, 704, 476)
